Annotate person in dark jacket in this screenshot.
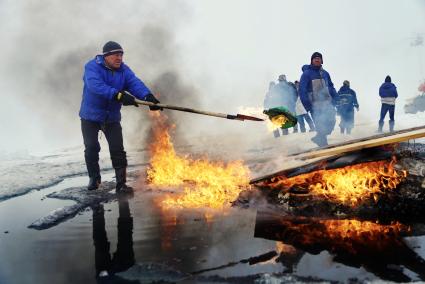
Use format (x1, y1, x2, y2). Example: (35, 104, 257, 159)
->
(79, 41, 161, 192)
(378, 75, 398, 132)
(299, 52, 337, 147)
(336, 80, 359, 134)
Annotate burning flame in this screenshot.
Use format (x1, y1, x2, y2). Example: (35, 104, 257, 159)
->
(261, 158, 407, 206)
(147, 114, 251, 209)
(236, 106, 281, 131)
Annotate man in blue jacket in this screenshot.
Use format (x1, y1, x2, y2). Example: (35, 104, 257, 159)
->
(378, 75, 398, 132)
(336, 80, 359, 134)
(79, 41, 161, 192)
(299, 52, 337, 147)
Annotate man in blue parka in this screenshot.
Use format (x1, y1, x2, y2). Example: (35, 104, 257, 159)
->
(378, 75, 398, 132)
(299, 52, 337, 147)
(79, 41, 161, 192)
(336, 80, 359, 134)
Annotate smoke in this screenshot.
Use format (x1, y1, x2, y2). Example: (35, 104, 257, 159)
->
(0, 0, 202, 153)
(2, 0, 425, 156)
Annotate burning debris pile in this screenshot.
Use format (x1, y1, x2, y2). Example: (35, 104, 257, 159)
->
(246, 145, 425, 222)
(146, 113, 251, 210)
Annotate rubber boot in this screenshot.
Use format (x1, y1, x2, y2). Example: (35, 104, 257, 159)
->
(88, 176, 101, 191)
(378, 121, 384, 133)
(115, 167, 133, 193)
(389, 120, 395, 132)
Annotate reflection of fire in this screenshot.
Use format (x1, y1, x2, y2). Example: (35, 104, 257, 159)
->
(256, 215, 411, 255)
(260, 158, 407, 206)
(147, 114, 251, 209)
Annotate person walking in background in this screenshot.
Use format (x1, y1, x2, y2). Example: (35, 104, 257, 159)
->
(293, 80, 315, 133)
(263, 81, 281, 138)
(275, 74, 297, 135)
(378, 75, 398, 132)
(336, 80, 359, 134)
(79, 41, 161, 192)
(299, 52, 338, 147)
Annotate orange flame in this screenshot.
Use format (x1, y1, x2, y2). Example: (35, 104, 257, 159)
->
(236, 106, 280, 131)
(147, 114, 251, 209)
(261, 158, 407, 206)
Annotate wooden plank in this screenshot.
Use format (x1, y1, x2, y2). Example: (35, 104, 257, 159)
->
(291, 125, 425, 160)
(250, 125, 425, 184)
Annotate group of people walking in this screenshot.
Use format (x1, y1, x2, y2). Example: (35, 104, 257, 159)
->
(264, 52, 398, 147)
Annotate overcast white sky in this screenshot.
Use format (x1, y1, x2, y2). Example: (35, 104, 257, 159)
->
(0, 0, 424, 154)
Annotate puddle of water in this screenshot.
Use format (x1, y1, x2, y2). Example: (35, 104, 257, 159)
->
(1, 174, 425, 284)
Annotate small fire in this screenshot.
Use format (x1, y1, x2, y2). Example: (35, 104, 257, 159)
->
(147, 114, 251, 209)
(236, 106, 280, 131)
(261, 158, 407, 206)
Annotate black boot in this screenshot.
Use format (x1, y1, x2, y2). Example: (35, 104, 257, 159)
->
(88, 176, 101, 191)
(115, 167, 133, 193)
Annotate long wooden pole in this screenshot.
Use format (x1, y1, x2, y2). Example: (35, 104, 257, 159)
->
(134, 99, 264, 122)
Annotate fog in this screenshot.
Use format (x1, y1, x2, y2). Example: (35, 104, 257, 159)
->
(0, 0, 424, 155)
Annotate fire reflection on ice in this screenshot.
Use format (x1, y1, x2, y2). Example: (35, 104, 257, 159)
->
(255, 213, 425, 282)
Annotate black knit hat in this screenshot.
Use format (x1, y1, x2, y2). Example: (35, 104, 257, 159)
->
(102, 41, 124, 56)
(385, 75, 391, 83)
(311, 52, 323, 63)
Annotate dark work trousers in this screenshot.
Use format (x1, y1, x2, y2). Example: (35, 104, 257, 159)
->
(296, 114, 315, 133)
(378, 103, 395, 131)
(81, 119, 127, 179)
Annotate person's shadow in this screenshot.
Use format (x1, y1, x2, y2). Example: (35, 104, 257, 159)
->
(91, 195, 136, 283)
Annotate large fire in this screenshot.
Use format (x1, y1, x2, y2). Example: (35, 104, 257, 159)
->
(260, 158, 407, 206)
(147, 113, 251, 209)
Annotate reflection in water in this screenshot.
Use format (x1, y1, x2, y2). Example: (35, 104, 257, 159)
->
(255, 212, 425, 282)
(92, 196, 135, 280)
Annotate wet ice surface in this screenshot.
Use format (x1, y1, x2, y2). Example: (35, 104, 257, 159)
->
(2, 116, 425, 283)
(28, 181, 117, 230)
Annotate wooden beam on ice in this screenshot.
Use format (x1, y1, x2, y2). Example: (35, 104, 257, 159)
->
(250, 125, 425, 184)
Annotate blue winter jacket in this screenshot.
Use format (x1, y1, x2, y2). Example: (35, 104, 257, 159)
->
(336, 85, 359, 114)
(379, 82, 398, 98)
(299, 64, 337, 112)
(79, 55, 152, 123)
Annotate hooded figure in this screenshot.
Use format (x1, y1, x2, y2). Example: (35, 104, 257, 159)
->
(378, 75, 398, 132)
(336, 80, 359, 134)
(299, 52, 337, 147)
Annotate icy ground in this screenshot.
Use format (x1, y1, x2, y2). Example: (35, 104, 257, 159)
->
(1, 112, 425, 202)
(2, 113, 425, 283)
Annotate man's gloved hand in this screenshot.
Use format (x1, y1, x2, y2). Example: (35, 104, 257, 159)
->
(115, 91, 138, 107)
(144, 93, 163, 111)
